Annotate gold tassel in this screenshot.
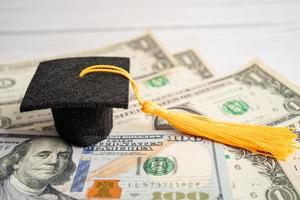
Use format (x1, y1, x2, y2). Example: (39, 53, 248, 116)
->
(80, 65, 299, 160)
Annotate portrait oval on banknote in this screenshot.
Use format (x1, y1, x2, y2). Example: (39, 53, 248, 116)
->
(0, 116, 12, 129)
(153, 105, 202, 130)
(0, 78, 15, 89)
(0, 136, 77, 200)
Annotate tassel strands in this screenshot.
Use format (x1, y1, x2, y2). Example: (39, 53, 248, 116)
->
(80, 65, 299, 160)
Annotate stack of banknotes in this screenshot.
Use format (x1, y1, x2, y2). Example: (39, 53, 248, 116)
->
(0, 33, 299, 199)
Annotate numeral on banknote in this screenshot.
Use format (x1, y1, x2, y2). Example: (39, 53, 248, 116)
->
(152, 191, 210, 200)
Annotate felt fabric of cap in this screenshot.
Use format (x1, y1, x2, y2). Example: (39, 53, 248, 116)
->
(20, 57, 130, 146)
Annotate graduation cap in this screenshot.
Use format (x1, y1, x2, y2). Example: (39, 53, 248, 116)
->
(20, 57, 130, 146)
(19, 57, 298, 160)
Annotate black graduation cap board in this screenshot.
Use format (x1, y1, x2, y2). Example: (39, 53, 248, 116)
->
(20, 57, 130, 146)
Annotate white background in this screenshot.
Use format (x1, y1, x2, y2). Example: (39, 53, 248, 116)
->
(0, 0, 299, 84)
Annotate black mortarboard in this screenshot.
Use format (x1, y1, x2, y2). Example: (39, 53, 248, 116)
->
(20, 57, 129, 146)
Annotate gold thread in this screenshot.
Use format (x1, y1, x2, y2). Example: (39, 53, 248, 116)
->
(80, 65, 143, 105)
(79, 64, 299, 160)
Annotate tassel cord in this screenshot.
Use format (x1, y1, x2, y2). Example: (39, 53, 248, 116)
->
(80, 65, 143, 106)
(80, 65, 299, 160)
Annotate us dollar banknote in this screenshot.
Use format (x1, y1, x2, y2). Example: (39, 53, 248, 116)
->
(223, 116, 300, 199)
(272, 117, 300, 193)
(0, 129, 233, 199)
(174, 49, 214, 79)
(31, 65, 212, 132)
(68, 33, 177, 79)
(0, 33, 176, 106)
(110, 59, 300, 199)
(0, 49, 215, 130)
(0, 72, 34, 105)
(0, 47, 214, 106)
(113, 59, 300, 130)
(0, 103, 53, 129)
(0, 33, 176, 79)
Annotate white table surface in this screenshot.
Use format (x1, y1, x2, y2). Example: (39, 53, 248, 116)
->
(0, 0, 299, 85)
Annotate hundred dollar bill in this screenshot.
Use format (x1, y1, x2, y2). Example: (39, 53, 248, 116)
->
(1, 50, 215, 130)
(110, 59, 300, 199)
(0, 129, 233, 199)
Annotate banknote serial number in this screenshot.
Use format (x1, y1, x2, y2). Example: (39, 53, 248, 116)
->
(128, 181, 206, 189)
(167, 135, 203, 142)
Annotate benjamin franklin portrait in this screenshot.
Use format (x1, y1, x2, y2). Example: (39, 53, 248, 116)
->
(0, 137, 77, 200)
